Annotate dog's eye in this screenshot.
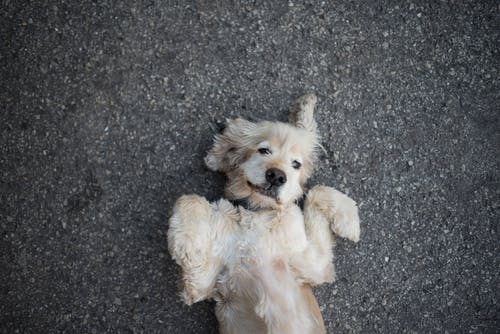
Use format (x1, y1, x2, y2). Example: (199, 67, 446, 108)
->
(258, 148, 271, 155)
(292, 160, 302, 169)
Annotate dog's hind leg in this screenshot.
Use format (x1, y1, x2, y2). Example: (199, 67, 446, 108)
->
(288, 93, 318, 133)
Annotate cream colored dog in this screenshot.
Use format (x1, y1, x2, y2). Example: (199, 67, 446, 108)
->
(168, 94, 360, 333)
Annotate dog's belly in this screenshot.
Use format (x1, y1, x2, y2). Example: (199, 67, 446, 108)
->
(215, 256, 307, 333)
(214, 208, 318, 333)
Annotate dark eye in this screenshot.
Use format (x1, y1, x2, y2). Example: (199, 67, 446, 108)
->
(292, 160, 302, 169)
(258, 148, 271, 155)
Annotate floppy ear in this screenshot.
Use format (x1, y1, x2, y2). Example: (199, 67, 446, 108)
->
(205, 118, 257, 172)
(289, 93, 318, 134)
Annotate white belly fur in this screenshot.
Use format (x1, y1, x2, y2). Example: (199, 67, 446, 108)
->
(213, 203, 315, 334)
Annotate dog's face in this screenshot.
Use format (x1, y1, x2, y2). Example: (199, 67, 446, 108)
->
(205, 118, 318, 208)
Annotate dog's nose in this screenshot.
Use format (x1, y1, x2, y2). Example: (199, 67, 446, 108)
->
(266, 168, 287, 186)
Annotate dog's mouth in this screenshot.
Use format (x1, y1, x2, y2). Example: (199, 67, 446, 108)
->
(247, 181, 279, 201)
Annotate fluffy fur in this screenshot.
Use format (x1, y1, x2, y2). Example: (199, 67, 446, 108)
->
(168, 94, 360, 333)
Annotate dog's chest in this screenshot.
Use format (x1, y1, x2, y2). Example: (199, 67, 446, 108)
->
(228, 205, 308, 261)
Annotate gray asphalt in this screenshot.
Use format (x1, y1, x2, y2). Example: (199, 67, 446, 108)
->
(1, 1, 499, 333)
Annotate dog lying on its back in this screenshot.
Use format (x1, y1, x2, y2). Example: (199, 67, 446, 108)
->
(168, 94, 360, 333)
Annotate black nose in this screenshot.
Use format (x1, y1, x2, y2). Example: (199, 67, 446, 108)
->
(266, 168, 287, 186)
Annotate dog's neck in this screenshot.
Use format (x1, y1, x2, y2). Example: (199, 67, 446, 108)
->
(228, 197, 260, 211)
(228, 195, 305, 212)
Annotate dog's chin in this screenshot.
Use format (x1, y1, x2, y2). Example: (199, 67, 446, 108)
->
(246, 181, 282, 206)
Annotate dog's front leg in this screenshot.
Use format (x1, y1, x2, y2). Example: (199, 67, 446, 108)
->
(307, 185, 360, 242)
(168, 195, 228, 305)
(291, 186, 360, 285)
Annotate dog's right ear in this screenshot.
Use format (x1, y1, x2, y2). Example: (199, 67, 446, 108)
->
(205, 118, 257, 172)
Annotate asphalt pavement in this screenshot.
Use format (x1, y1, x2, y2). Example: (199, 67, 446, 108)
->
(1, 1, 499, 333)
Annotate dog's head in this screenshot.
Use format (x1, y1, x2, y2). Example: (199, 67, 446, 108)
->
(205, 118, 319, 208)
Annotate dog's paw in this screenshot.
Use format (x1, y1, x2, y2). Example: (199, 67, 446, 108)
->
(306, 186, 360, 242)
(329, 194, 360, 243)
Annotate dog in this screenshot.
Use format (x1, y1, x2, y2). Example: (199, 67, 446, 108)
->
(168, 94, 360, 333)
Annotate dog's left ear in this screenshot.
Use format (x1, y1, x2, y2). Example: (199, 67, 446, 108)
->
(205, 118, 257, 172)
(289, 93, 318, 135)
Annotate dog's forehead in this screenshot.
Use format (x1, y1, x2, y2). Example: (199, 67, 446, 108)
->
(258, 132, 309, 158)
